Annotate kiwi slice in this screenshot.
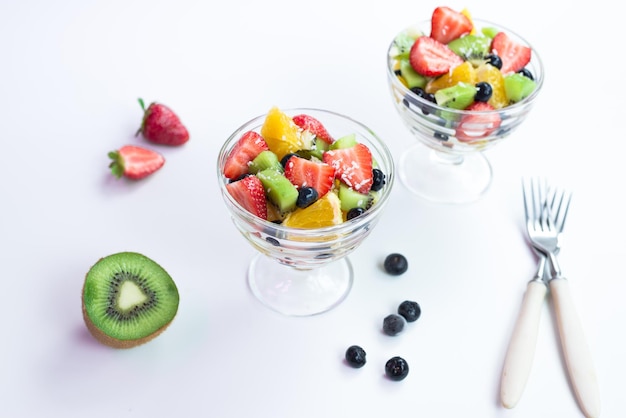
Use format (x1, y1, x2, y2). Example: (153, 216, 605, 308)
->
(447, 35, 490, 63)
(329, 133, 357, 150)
(257, 168, 298, 213)
(400, 58, 427, 89)
(434, 82, 476, 110)
(249, 150, 283, 174)
(338, 183, 370, 212)
(504, 73, 537, 103)
(81, 252, 179, 349)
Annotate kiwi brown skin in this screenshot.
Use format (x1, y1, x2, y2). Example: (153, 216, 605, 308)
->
(81, 252, 179, 349)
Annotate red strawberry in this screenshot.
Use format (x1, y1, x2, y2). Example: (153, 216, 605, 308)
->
(108, 145, 165, 180)
(456, 102, 502, 143)
(430, 6, 473, 44)
(223, 131, 270, 180)
(490, 32, 531, 74)
(409, 36, 464, 77)
(136, 98, 190, 146)
(225, 175, 268, 220)
(322, 143, 373, 193)
(292, 114, 334, 145)
(284, 156, 335, 198)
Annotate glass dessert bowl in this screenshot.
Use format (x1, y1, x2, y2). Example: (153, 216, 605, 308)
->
(217, 108, 395, 316)
(387, 14, 544, 204)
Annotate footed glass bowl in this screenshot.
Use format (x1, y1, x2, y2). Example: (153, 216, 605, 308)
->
(387, 18, 543, 203)
(217, 108, 395, 316)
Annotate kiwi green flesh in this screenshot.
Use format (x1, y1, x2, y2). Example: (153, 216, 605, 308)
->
(82, 252, 179, 347)
(257, 168, 298, 213)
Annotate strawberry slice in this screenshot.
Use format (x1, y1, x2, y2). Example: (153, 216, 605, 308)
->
(490, 31, 531, 74)
(292, 114, 334, 145)
(456, 102, 502, 143)
(322, 143, 373, 194)
(223, 131, 270, 180)
(108, 145, 165, 180)
(225, 175, 268, 220)
(284, 156, 335, 198)
(409, 36, 464, 77)
(430, 6, 473, 44)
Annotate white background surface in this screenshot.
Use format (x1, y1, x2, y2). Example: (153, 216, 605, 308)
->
(1, 1, 624, 417)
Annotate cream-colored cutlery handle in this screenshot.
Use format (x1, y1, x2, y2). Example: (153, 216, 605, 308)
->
(550, 277, 601, 418)
(500, 280, 547, 409)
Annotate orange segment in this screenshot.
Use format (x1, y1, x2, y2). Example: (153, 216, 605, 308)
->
(476, 63, 508, 109)
(260, 106, 304, 160)
(282, 192, 342, 229)
(425, 61, 477, 94)
(461, 8, 476, 35)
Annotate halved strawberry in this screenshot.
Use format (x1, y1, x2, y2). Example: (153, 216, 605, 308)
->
(490, 31, 531, 74)
(292, 114, 334, 145)
(108, 145, 165, 180)
(223, 131, 270, 180)
(430, 6, 473, 44)
(409, 36, 464, 77)
(322, 143, 373, 193)
(225, 175, 268, 220)
(456, 102, 502, 143)
(284, 156, 335, 198)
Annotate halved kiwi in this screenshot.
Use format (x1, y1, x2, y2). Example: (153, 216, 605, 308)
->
(81, 252, 180, 349)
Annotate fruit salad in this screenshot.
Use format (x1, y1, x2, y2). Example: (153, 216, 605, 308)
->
(388, 7, 540, 144)
(221, 107, 388, 229)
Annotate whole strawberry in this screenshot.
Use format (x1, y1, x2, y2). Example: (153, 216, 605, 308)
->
(136, 98, 189, 146)
(108, 145, 165, 180)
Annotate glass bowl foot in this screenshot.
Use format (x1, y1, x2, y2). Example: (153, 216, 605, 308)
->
(398, 143, 492, 204)
(247, 254, 354, 316)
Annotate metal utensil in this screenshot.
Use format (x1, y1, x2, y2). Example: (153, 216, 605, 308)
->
(501, 178, 553, 408)
(543, 187, 601, 418)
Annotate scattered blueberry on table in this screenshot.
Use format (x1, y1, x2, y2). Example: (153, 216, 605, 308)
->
(383, 253, 408, 275)
(345, 345, 367, 368)
(385, 356, 410, 381)
(383, 314, 405, 336)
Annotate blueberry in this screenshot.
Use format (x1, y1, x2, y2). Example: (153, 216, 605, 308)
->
(371, 168, 386, 192)
(383, 253, 408, 276)
(398, 300, 421, 322)
(385, 356, 409, 381)
(345, 345, 367, 368)
(296, 186, 318, 208)
(474, 82, 493, 103)
(518, 67, 534, 81)
(383, 314, 405, 336)
(347, 207, 366, 220)
(486, 54, 502, 70)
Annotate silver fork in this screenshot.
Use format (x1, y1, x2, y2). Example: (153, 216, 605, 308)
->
(501, 178, 556, 408)
(542, 187, 601, 418)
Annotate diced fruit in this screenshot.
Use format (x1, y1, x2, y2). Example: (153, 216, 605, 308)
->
(409, 36, 464, 77)
(226, 175, 268, 220)
(108, 145, 165, 180)
(338, 183, 370, 212)
(476, 63, 508, 109)
(460, 8, 476, 35)
(292, 114, 334, 145)
(447, 34, 490, 63)
(490, 31, 531, 74)
(400, 59, 427, 89)
(434, 82, 476, 110)
(281, 191, 342, 229)
(249, 150, 283, 174)
(425, 61, 477, 94)
(430, 6, 473, 44)
(455, 101, 502, 142)
(481, 26, 499, 39)
(504, 73, 537, 103)
(260, 107, 304, 160)
(284, 156, 335, 198)
(223, 131, 270, 180)
(257, 168, 298, 214)
(323, 143, 374, 194)
(390, 31, 422, 59)
(330, 133, 357, 150)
